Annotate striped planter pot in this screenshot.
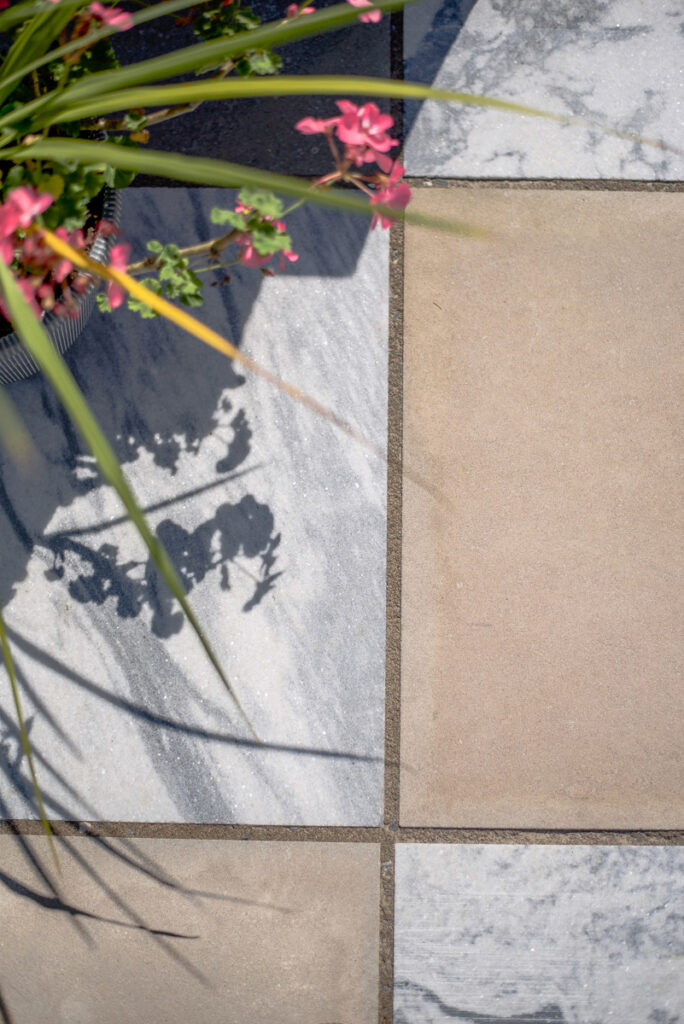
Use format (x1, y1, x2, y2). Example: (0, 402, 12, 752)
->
(0, 186, 122, 385)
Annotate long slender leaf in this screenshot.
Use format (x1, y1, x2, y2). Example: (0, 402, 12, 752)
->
(38, 77, 684, 159)
(0, 600, 58, 867)
(32, 0, 413, 108)
(0, 0, 86, 108)
(0, 258, 259, 742)
(8, 139, 484, 236)
(0, 0, 214, 109)
(42, 228, 450, 506)
(42, 76, 568, 127)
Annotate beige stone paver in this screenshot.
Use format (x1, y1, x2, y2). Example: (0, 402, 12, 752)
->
(0, 836, 379, 1023)
(401, 188, 684, 828)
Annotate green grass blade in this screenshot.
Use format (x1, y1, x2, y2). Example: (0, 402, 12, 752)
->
(0, 0, 212, 113)
(44, 76, 559, 126)
(10, 139, 483, 236)
(0, 0, 86, 107)
(34, 0, 413, 108)
(0, 259, 259, 743)
(40, 77, 684, 162)
(0, 600, 59, 868)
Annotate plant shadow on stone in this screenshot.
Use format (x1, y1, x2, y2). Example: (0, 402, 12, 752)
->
(0, 192, 370, 632)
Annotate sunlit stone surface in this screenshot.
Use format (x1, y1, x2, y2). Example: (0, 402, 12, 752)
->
(404, 0, 684, 179)
(395, 844, 684, 1023)
(0, 189, 387, 824)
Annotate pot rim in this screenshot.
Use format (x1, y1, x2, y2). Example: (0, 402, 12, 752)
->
(0, 184, 121, 351)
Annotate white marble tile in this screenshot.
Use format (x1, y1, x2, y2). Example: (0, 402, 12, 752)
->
(404, 0, 684, 179)
(0, 188, 387, 824)
(395, 844, 684, 1023)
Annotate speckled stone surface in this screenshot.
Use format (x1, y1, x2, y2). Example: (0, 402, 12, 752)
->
(394, 844, 684, 1023)
(0, 836, 380, 1024)
(0, 189, 387, 824)
(403, 0, 684, 179)
(401, 187, 684, 830)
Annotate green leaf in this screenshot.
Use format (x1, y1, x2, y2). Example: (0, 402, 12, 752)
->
(236, 48, 282, 78)
(0, 259, 259, 743)
(251, 226, 291, 256)
(239, 188, 283, 218)
(123, 111, 148, 131)
(210, 208, 246, 229)
(11, 139, 485, 236)
(0, 601, 58, 866)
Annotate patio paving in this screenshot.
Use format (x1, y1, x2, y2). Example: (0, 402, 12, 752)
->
(400, 187, 684, 830)
(0, 835, 380, 1023)
(395, 844, 684, 1022)
(0, 189, 387, 825)
(1, 1, 683, 1022)
(403, 0, 684, 179)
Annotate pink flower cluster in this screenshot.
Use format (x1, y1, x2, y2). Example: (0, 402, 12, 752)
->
(233, 200, 298, 273)
(285, 0, 381, 21)
(0, 186, 128, 320)
(46, 0, 133, 31)
(296, 101, 411, 229)
(298, 100, 399, 173)
(346, 0, 381, 23)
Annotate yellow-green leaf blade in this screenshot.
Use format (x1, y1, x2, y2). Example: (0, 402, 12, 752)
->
(38, 78, 683, 162)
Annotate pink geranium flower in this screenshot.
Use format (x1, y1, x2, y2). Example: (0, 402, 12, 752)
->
(0, 187, 54, 238)
(279, 249, 299, 271)
(335, 100, 397, 168)
(237, 238, 273, 269)
(286, 2, 315, 16)
(346, 0, 381, 22)
(295, 115, 341, 135)
(106, 242, 131, 309)
(0, 239, 13, 266)
(89, 2, 134, 30)
(370, 161, 412, 229)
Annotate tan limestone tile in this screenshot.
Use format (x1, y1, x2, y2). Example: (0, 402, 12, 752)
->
(0, 836, 379, 1023)
(400, 188, 683, 828)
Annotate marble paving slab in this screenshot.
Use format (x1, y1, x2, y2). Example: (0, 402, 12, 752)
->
(395, 843, 684, 1024)
(0, 836, 379, 1024)
(403, 0, 684, 179)
(0, 188, 387, 824)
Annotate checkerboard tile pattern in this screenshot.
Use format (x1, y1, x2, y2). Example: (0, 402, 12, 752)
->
(1, 2, 682, 1021)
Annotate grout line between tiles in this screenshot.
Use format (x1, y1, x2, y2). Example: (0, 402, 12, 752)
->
(380, 14, 405, 1022)
(406, 178, 684, 191)
(2, 821, 683, 844)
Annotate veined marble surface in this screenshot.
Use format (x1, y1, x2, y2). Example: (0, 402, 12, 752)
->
(404, 0, 684, 179)
(395, 844, 684, 1023)
(0, 189, 387, 824)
